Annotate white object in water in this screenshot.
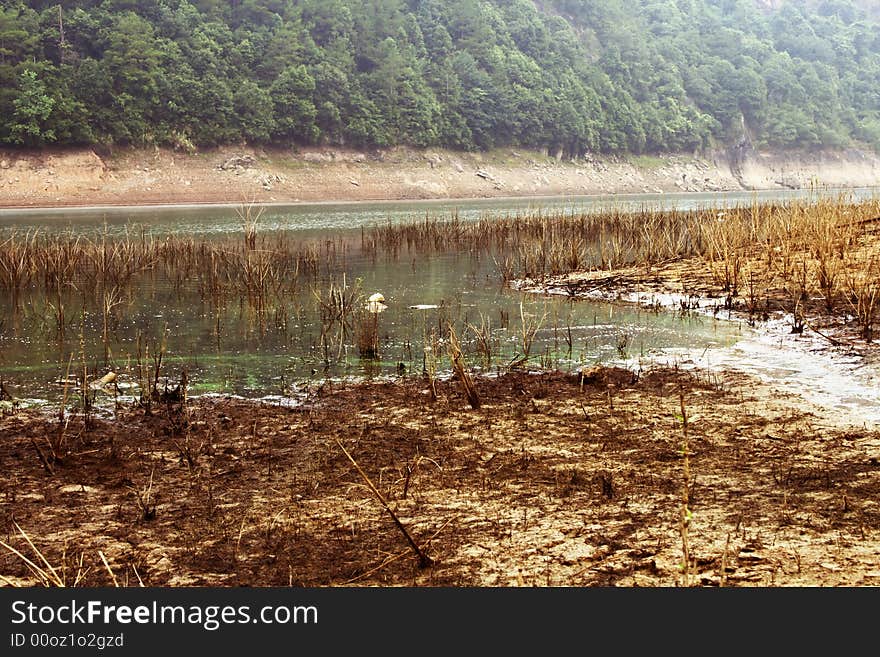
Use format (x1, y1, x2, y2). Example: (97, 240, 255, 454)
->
(366, 292, 388, 314)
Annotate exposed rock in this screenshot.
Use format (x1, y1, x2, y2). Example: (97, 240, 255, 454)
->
(425, 152, 443, 169)
(775, 176, 801, 189)
(403, 178, 447, 197)
(218, 155, 256, 171)
(345, 152, 367, 163)
(1, 144, 877, 208)
(258, 173, 284, 191)
(302, 152, 332, 163)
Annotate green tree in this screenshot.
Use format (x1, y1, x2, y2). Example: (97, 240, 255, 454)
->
(270, 64, 319, 143)
(1, 0, 879, 154)
(9, 69, 56, 145)
(233, 80, 274, 144)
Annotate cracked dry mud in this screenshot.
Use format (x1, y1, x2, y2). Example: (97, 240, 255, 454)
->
(2, 365, 878, 587)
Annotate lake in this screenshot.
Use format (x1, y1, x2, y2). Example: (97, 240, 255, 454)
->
(1, 187, 876, 410)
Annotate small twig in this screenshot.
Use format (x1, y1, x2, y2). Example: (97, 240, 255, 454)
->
(30, 437, 55, 474)
(0, 523, 64, 587)
(98, 551, 119, 587)
(234, 512, 249, 562)
(209, 467, 239, 479)
(14, 522, 63, 585)
(343, 548, 410, 585)
(336, 439, 433, 569)
(131, 564, 145, 587)
(589, 275, 623, 291)
(344, 517, 453, 584)
(803, 318, 851, 348)
(0, 573, 21, 587)
(720, 533, 730, 587)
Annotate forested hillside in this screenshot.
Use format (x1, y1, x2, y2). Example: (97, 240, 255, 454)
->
(1, 0, 878, 155)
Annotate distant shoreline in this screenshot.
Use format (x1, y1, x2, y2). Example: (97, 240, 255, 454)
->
(1, 144, 878, 212)
(2, 187, 879, 218)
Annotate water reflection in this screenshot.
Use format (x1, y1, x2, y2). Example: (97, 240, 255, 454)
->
(0, 237, 743, 406)
(19, 188, 879, 404)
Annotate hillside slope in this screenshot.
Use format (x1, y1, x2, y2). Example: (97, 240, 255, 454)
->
(1, 0, 878, 156)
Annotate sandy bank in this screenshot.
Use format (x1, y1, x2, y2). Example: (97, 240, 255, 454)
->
(1, 144, 878, 210)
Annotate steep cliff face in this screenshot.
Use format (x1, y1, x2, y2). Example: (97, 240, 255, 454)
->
(715, 144, 880, 191)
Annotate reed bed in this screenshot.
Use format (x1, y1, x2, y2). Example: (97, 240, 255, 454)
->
(0, 228, 351, 338)
(0, 223, 368, 397)
(4, 196, 876, 306)
(362, 195, 880, 340)
(361, 205, 710, 277)
(695, 196, 880, 335)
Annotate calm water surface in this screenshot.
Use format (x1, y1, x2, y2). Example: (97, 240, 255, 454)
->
(2, 186, 878, 237)
(2, 188, 874, 408)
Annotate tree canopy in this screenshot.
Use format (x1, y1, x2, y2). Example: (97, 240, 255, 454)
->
(1, 0, 878, 155)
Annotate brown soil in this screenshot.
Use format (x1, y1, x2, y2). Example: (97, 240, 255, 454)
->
(0, 145, 736, 209)
(2, 365, 879, 588)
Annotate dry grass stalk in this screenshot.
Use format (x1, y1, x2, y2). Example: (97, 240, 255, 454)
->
(447, 325, 480, 409)
(516, 299, 546, 366)
(336, 439, 433, 569)
(236, 197, 265, 251)
(50, 353, 75, 462)
(0, 522, 76, 587)
(846, 262, 879, 342)
(422, 327, 441, 402)
(98, 550, 120, 587)
(467, 314, 495, 369)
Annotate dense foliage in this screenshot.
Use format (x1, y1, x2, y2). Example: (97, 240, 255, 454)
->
(1, 0, 878, 155)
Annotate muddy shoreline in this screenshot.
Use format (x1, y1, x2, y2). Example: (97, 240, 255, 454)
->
(2, 253, 879, 586)
(519, 268, 880, 430)
(2, 365, 879, 588)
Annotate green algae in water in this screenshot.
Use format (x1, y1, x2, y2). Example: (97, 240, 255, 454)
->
(0, 206, 747, 409)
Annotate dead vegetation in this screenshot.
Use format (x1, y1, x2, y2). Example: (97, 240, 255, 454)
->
(2, 196, 880, 588)
(519, 197, 880, 344)
(1, 365, 878, 587)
